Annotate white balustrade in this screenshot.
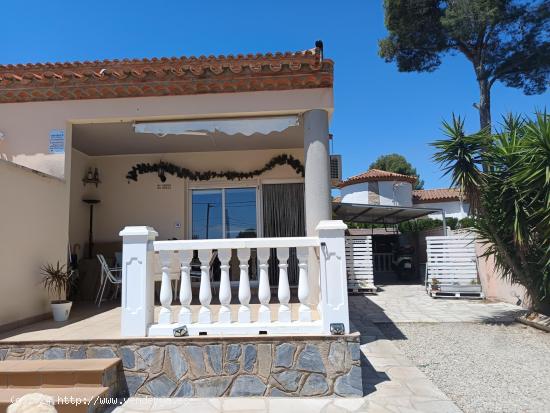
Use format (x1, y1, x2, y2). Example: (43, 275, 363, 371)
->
(178, 250, 193, 324)
(296, 247, 312, 322)
(158, 250, 173, 325)
(198, 250, 212, 324)
(120, 221, 350, 337)
(237, 248, 251, 323)
(217, 249, 232, 324)
(257, 248, 271, 323)
(277, 248, 291, 322)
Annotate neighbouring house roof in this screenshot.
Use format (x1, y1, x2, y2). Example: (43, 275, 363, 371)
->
(412, 188, 463, 203)
(338, 169, 417, 188)
(0, 47, 332, 104)
(332, 202, 442, 224)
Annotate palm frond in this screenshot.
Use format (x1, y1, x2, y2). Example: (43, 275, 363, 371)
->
(432, 111, 550, 311)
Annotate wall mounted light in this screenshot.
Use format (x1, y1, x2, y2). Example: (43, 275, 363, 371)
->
(0, 131, 5, 141)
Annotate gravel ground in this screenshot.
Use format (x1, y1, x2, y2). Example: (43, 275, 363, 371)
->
(378, 322, 550, 413)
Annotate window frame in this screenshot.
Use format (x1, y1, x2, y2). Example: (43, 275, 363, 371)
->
(188, 182, 261, 240)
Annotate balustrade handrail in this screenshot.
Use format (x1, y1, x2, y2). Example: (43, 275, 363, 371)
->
(153, 236, 320, 252)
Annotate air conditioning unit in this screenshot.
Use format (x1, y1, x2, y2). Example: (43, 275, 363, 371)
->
(330, 155, 342, 187)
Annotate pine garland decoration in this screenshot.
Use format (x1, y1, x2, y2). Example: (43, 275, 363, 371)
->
(126, 154, 304, 183)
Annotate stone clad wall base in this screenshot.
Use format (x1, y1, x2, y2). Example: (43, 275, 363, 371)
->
(0, 335, 362, 398)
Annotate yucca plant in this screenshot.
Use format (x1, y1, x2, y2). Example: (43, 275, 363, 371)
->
(432, 111, 550, 313)
(40, 261, 72, 303)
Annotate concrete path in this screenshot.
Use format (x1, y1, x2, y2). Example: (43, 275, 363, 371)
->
(356, 284, 525, 323)
(349, 311, 462, 413)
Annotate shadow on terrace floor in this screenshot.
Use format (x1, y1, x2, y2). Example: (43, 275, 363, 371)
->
(349, 295, 407, 396)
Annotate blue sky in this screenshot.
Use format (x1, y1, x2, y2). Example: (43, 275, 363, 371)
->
(3, 1, 547, 188)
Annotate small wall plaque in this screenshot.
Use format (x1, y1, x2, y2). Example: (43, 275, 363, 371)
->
(48, 129, 65, 154)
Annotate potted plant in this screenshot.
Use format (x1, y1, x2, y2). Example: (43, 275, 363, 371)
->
(41, 261, 73, 322)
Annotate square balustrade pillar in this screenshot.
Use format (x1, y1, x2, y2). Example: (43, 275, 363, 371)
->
(317, 220, 350, 334)
(119, 226, 158, 337)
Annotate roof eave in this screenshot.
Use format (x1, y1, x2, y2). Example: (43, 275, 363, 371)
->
(0, 50, 333, 104)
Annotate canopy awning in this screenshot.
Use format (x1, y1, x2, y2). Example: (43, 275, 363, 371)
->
(134, 116, 299, 137)
(332, 202, 444, 225)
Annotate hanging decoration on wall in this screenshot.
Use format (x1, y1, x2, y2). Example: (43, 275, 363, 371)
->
(126, 154, 305, 183)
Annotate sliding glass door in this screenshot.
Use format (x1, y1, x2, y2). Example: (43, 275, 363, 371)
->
(191, 189, 223, 240)
(225, 188, 257, 239)
(191, 187, 257, 240)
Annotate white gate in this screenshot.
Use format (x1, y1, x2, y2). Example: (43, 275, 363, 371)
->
(425, 234, 483, 298)
(345, 235, 375, 292)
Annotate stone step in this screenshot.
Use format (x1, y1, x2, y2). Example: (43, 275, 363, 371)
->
(0, 358, 120, 388)
(0, 386, 110, 413)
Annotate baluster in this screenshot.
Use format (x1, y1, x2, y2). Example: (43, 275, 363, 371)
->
(178, 250, 193, 325)
(158, 250, 173, 325)
(297, 247, 312, 322)
(218, 249, 232, 323)
(277, 248, 291, 323)
(257, 248, 271, 323)
(237, 248, 251, 323)
(198, 250, 212, 324)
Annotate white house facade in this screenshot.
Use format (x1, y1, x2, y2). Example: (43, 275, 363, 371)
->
(0, 45, 353, 336)
(339, 169, 415, 207)
(338, 169, 469, 220)
(412, 188, 470, 220)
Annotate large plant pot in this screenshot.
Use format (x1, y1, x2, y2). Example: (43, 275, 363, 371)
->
(51, 301, 72, 322)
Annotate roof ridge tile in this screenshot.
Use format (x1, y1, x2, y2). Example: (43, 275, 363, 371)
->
(339, 168, 417, 188)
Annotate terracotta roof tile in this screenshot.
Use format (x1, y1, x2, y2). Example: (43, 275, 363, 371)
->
(338, 169, 417, 188)
(412, 188, 463, 203)
(0, 47, 332, 103)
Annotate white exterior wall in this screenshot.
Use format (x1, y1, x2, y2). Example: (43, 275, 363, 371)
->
(340, 180, 412, 206)
(340, 182, 369, 203)
(378, 181, 412, 206)
(0, 160, 68, 327)
(0, 88, 332, 179)
(69, 148, 304, 245)
(416, 200, 470, 220)
(0, 87, 333, 330)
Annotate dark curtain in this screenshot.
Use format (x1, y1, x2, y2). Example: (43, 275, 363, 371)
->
(262, 183, 305, 285)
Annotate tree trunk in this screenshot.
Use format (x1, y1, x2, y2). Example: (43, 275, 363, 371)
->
(478, 79, 491, 131)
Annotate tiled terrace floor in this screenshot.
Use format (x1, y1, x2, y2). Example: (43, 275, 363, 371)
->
(0, 302, 316, 342)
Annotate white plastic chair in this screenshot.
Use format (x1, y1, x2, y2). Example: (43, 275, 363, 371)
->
(96, 254, 122, 307)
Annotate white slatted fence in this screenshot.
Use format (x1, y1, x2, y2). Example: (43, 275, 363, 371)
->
(425, 235, 484, 298)
(345, 235, 375, 291)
